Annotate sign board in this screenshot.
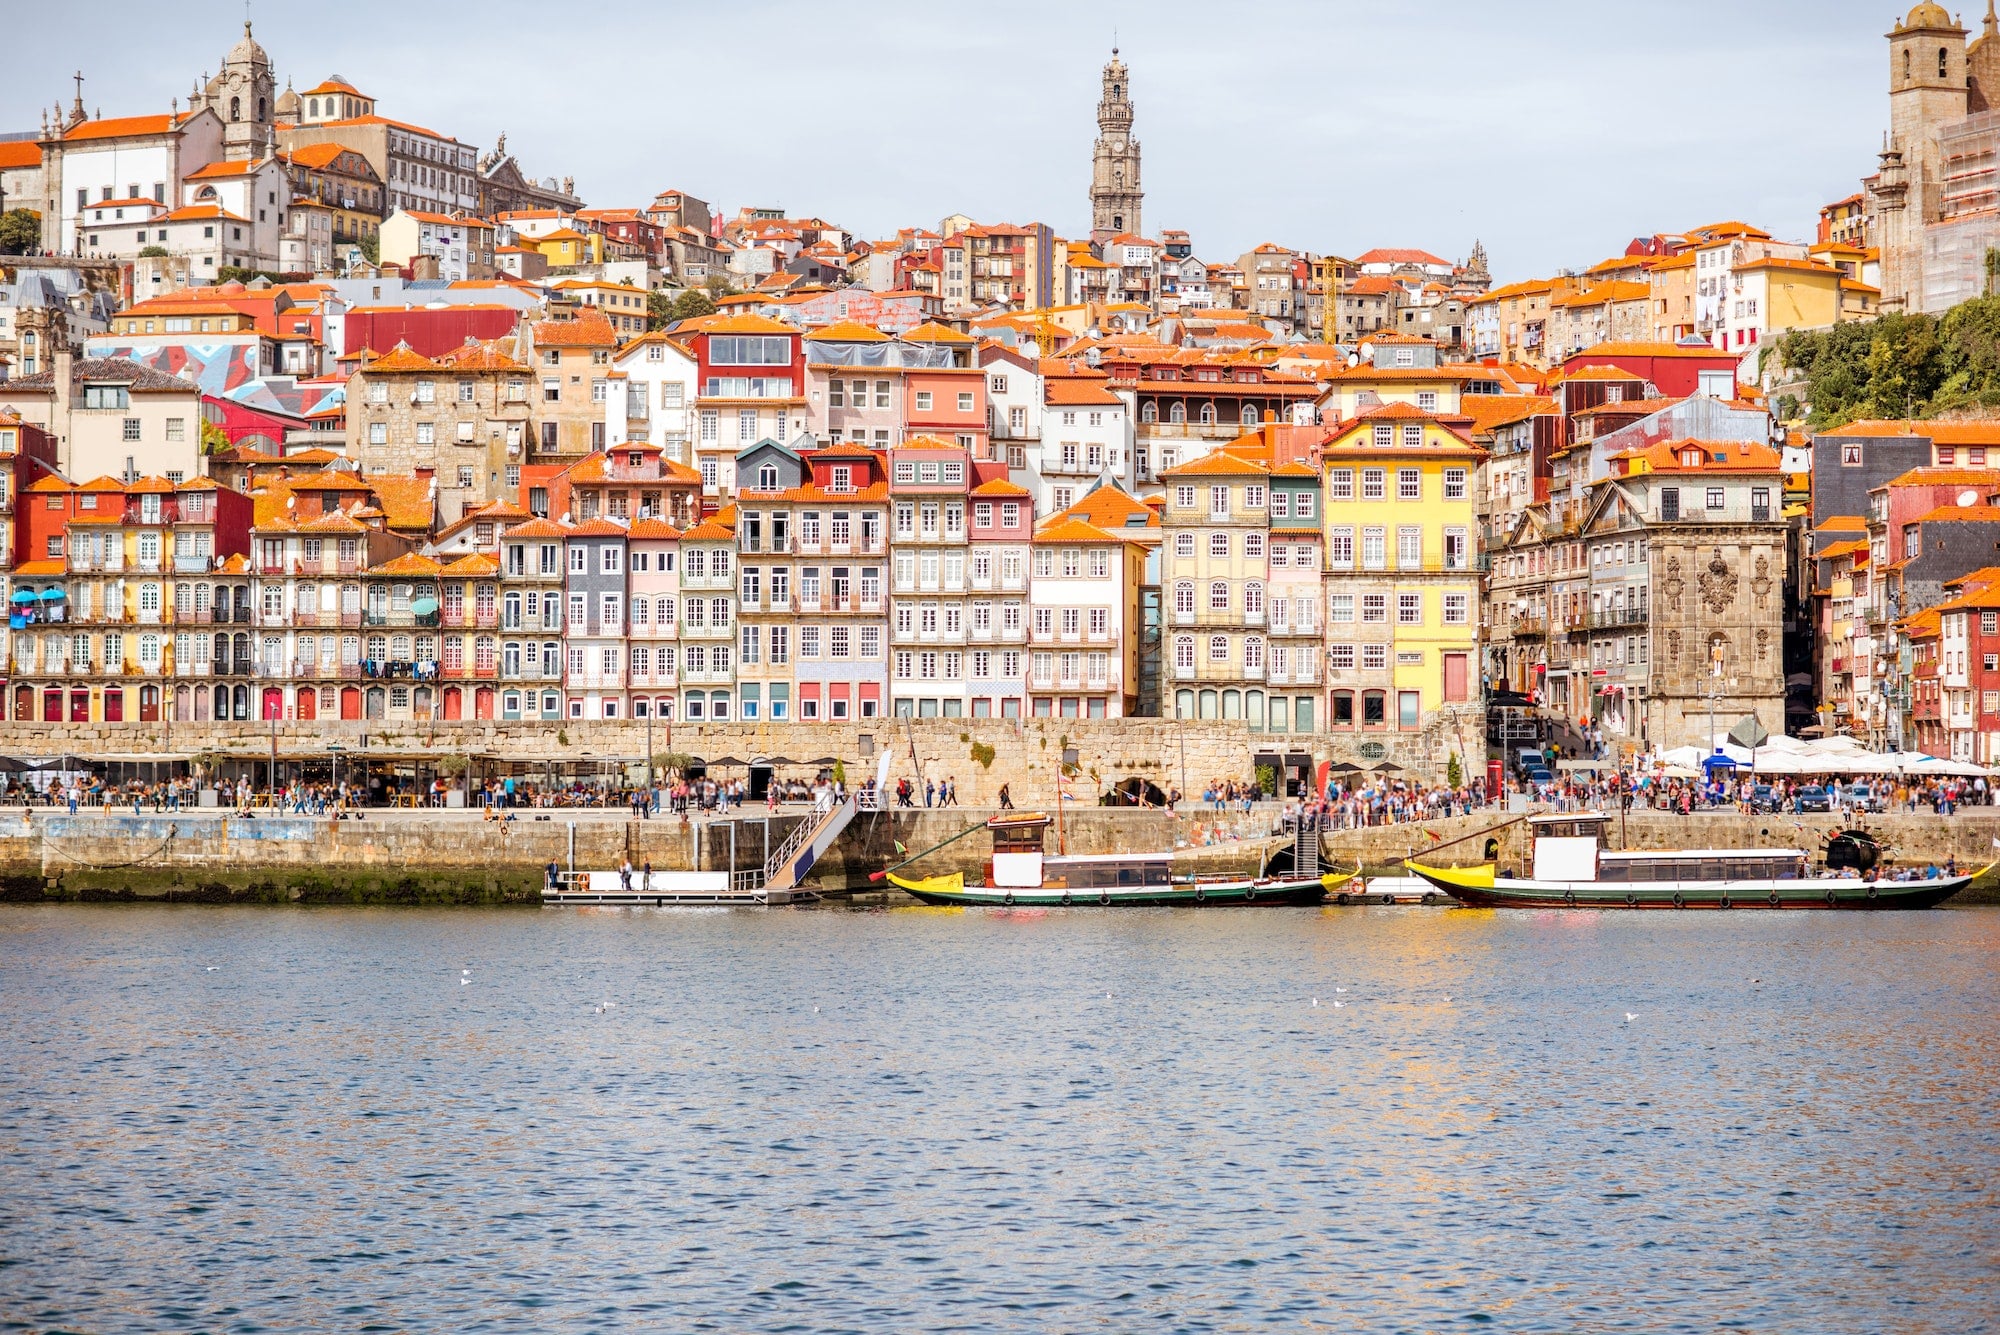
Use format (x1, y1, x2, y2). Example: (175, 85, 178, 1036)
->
(1357, 741, 1387, 759)
(1728, 717, 1770, 749)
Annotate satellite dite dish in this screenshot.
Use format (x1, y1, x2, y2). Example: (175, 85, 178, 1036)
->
(1959, 488, 1980, 507)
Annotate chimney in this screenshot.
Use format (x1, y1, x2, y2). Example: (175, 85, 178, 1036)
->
(52, 343, 74, 420)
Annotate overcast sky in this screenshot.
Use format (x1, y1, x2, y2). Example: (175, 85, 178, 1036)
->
(8, 0, 1905, 278)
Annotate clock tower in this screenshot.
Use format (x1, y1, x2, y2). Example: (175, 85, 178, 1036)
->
(1089, 49, 1143, 243)
(191, 21, 277, 161)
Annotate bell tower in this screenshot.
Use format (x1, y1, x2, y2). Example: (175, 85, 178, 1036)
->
(1089, 49, 1143, 243)
(205, 20, 276, 160)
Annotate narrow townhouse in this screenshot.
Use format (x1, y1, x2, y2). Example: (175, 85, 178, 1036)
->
(676, 512, 738, 721)
(563, 519, 630, 719)
(624, 517, 682, 721)
(889, 437, 973, 717)
(790, 441, 891, 721)
(497, 517, 570, 723)
(1026, 513, 1145, 718)
(968, 471, 1033, 717)
(1266, 462, 1323, 735)
(1160, 451, 1272, 724)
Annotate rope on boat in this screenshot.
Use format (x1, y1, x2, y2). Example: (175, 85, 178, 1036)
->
(42, 825, 180, 871)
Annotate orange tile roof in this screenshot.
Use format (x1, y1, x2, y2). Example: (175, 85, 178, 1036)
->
(13, 560, 66, 576)
(502, 518, 570, 539)
(363, 342, 441, 372)
(626, 518, 683, 540)
(1825, 420, 2000, 444)
(1045, 379, 1125, 407)
(1814, 514, 1868, 531)
(970, 477, 1031, 497)
(566, 518, 629, 538)
(440, 552, 500, 577)
(531, 309, 618, 349)
(807, 320, 890, 342)
(1460, 393, 1557, 435)
(1032, 516, 1123, 545)
(184, 159, 269, 180)
(903, 321, 976, 344)
(367, 552, 443, 578)
(1882, 466, 2000, 487)
(0, 141, 41, 170)
(64, 113, 191, 142)
(1158, 451, 1270, 479)
(1818, 539, 1868, 561)
(1616, 437, 1782, 473)
(1918, 503, 2000, 522)
(681, 519, 736, 541)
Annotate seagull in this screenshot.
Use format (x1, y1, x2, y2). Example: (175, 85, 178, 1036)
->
(460, 977, 470, 986)
(1312, 997, 1319, 1007)
(462, 968, 470, 976)
(204, 966, 217, 972)
(812, 1005, 819, 1013)
(1335, 987, 1347, 994)
(1442, 995, 1452, 1003)
(1624, 1012, 1638, 1023)
(1333, 1000, 1345, 1008)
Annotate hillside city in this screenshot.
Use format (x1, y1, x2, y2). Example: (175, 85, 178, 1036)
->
(0, 10, 1997, 783)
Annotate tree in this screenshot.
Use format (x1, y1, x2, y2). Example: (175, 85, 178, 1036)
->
(357, 234, 379, 264)
(0, 209, 40, 255)
(138, 244, 170, 258)
(664, 288, 716, 324)
(200, 419, 232, 455)
(646, 287, 674, 331)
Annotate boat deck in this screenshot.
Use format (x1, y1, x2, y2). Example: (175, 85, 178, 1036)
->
(542, 870, 810, 907)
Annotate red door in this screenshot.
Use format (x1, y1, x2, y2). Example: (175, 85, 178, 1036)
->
(340, 686, 362, 720)
(137, 686, 159, 723)
(262, 687, 285, 720)
(69, 690, 89, 722)
(442, 686, 462, 720)
(1443, 653, 1468, 704)
(105, 689, 126, 722)
(296, 688, 317, 720)
(474, 686, 495, 720)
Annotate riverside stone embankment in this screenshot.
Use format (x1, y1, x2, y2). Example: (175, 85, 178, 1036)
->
(3, 805, 1995, 904)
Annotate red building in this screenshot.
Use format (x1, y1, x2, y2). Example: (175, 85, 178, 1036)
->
(1557, 342, 1740, 398)
(343, 303, 523, 359)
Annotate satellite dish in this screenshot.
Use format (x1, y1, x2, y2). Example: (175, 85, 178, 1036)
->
(1960, 489, 1980, 507)
(1346, 352, 1360, 368)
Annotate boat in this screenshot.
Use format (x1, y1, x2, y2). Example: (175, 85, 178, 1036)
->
(886, 812, 1331, 907)
(543, 868, 810, 907)
(1406, 812, 1981, 910)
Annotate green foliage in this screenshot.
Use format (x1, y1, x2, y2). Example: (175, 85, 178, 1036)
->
(662, 288, 717, 324)
(137, 244, 171, 259)
(701, 273, 736, 298)
(199, 419, 232, 455)
(0, 209, 40, 255)
(434, 755, 469, 776)
(655, 751, 695, 776)
(556, 728, 570, 748)
(1254, 763, 1278, 796)
(1777, 295, 2000, 427)
(646, 288, 674, 330)
(970, 742, 996, 769)
(832, 761, 847, 786)
(1447, 752, 1463, 788)
(357, 234, 379, 264)
(217, 265, 288, 285)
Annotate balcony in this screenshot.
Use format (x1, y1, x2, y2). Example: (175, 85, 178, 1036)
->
(1590, 607, 1649, 629)
(1510, 615, 1548, 637)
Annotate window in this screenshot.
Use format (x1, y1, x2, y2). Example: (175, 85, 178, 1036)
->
(1397, 527, 1422, 569)
(1397, 469, 1420, 501)
(1209, 635, 1230, 662)
(1209, 533, 1229, 559)
(1362, 644, 1387, 670)
(1362, 594, 1386, 623)
(123, 418, 142, 442)
(1398, 593, 1422, 624)
(957, 392, 974, 412)
(1706, 487, 1725, 511)
(1328, 470, 1353, 501)
(1209, 581, 1229, 611)
(1362, 469, 1385, 501)
(1175, 533, 1195, 559)
(1443, 468, 1466, 500)
(1244, 485, 1266, 510)
(915, 391, 933, 411)
(1328, 527, 1353, 568)
(1417, 391, 1437, 412)
(1362, 527, 1386, 569)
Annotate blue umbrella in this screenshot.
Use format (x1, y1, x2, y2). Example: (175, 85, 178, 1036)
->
(38, 588, 65, 601)
(9, 591, 35, 604)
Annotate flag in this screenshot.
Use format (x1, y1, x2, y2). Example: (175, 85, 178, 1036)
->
(893, 840, 907, 855)
(1425, 829, 1443, 842)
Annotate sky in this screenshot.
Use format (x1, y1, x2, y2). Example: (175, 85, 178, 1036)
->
(4, 0, 1914, 280)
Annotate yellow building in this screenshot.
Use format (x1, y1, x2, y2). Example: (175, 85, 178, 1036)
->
(1159, 450, 1275, 724)
(1321, 404, 1484, 752)
(520, 226, 603, 268)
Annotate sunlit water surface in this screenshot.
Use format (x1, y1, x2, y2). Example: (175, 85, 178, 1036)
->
(1, 905, 1996, 1333)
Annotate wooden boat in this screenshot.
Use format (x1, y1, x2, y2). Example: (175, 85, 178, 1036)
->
(886, 812, 1331, 907)
(1407, 812, 1981, 910)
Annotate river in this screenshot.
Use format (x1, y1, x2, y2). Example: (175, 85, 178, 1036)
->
(2, 904, 1995, 1333)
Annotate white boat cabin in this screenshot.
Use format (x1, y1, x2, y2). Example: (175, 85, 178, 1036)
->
(1528, 814, 1809, 884)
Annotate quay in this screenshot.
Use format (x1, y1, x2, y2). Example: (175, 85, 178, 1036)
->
(3, 802, 1998, 904)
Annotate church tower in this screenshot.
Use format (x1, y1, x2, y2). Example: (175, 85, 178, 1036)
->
(195, 21, 277, 161)
(1089, 49, 1142, 243)
(1876, 3, 1970, 308)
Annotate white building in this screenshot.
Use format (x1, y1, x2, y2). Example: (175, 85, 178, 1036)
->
(606, 332, 697, 460)
(1036, 375, 1133, 516)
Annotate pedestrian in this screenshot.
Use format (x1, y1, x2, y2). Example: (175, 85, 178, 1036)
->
(925, 778, 935, 808)
(998, 783, 1013, 810)
(620, 858, 633, 893)
(641, 859, 652, 891)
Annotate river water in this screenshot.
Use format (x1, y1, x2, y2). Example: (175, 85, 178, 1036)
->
(1, 904, 1995, 1334)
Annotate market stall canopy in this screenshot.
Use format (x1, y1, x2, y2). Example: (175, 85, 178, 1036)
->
(704, 756, 748, 768)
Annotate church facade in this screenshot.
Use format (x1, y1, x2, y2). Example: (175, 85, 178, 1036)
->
(1865, 2, 2000, 312)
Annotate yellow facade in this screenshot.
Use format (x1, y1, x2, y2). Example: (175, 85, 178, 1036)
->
(1321, 408, 1483, 732)
(1159, 451, 1274, 723)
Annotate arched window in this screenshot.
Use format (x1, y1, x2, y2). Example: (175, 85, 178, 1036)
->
(309, 98, 319, 117)
(139, 634, 160, 667)
(758, 462, 778, 489)
(1112, 84, 1122, 99)
(1906, 47, 1913, 79)
(229, 96, 241, 121)
(1174, 636, 1194, 669)
(1168, 402, 1186, 425)
(1241, 404, 1258, 426)
(1208, 635, 1229, 662)
(1244, 582, 1265, 616)
(1940, 46, 1950, 78)
(257, 97, 266, 120)
(1243, 637, 1263, 670)
(1199, 404, 1216, 425)
(1174, 582, 1194, 613)
(1140, 402, 1157, 424)
(1209, 580, 1229, 611)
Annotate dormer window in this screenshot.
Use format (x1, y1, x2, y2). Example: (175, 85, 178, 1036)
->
(1680, 448, 1704, 468)
(831, 465, 851, 491)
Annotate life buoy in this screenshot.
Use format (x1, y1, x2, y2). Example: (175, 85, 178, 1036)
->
(1672, 891, 1686, 909)
(1718, 893, 1732, 909)
(1625, 891, 1638, 907)
(1825, 888, 1838, 908)
(1243, 885, 1259, 903)
(1768, 890, 1782, 908)
(1336, 891, 1350, 906)
(1002, 891, 1015, 906)
(1060, 891, 1072, 906)
(1563, 890, 1577, 907)
(1099, 889, 1111, 905)
(1866, 882, 1879, 901)
(1421, 892, 1436, 906)
(1193, 885, 1206, 904)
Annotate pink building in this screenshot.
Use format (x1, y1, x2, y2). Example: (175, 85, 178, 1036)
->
(967, 469, 1033, 716)
(625, 517, 682, 720)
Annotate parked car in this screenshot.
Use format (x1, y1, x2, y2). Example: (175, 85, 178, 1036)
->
(1796, 784, 1833, 813)
(1842, 783, 1886, 813)
(1750, 783, 1779, 812)
(1523, 765, 1556, 787)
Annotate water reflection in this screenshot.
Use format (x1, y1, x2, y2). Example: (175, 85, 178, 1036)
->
(1, 905, 1995, 1332)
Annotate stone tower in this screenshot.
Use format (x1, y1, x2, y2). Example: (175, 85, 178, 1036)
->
(193, 21, 277, 161)
(1876, 3, 1970, 309)
(1089, 49, 1142, 243)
